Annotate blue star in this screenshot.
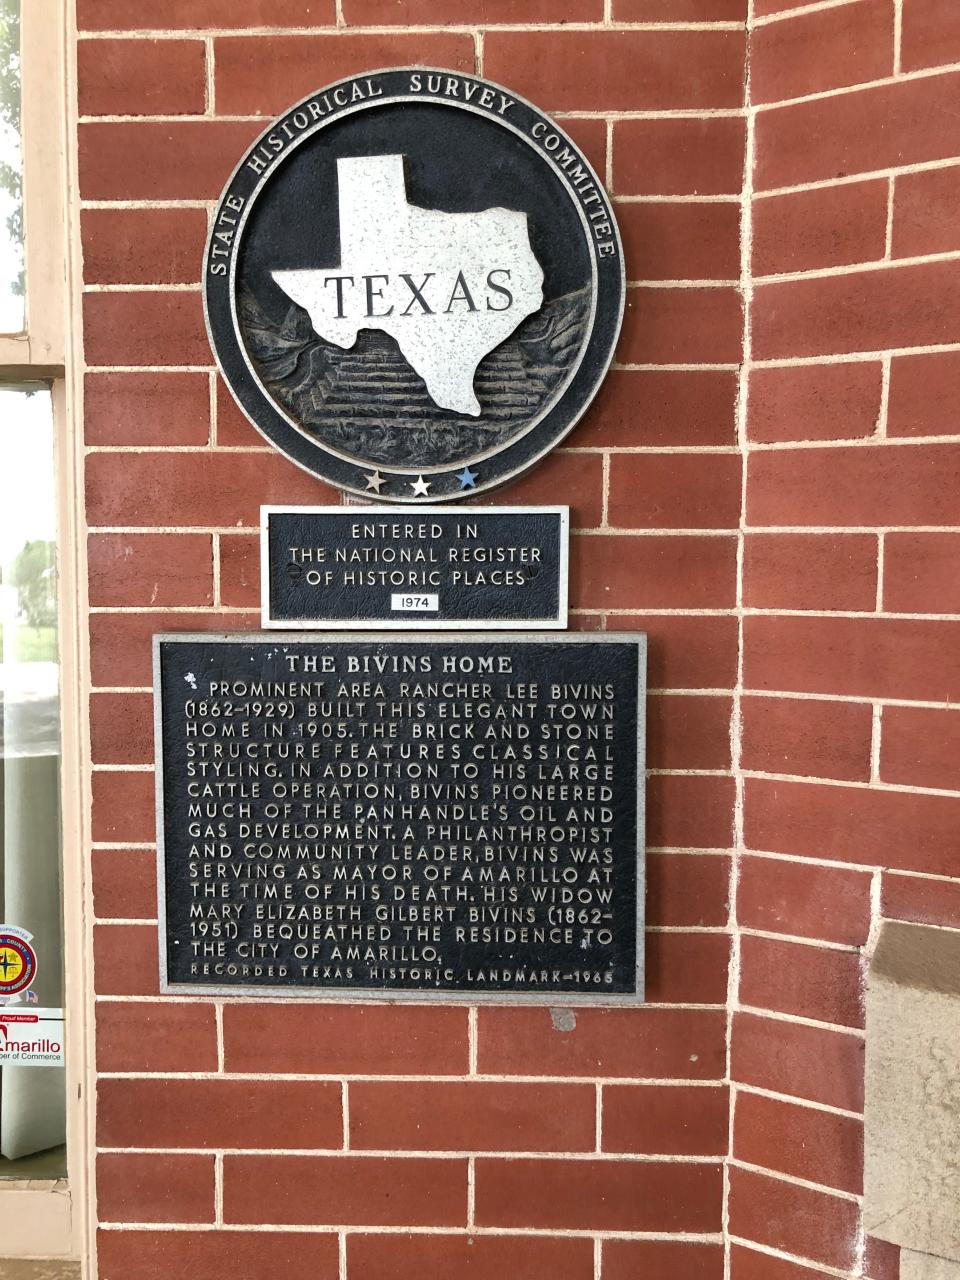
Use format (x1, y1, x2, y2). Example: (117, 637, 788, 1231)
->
(457, 466, 477, 489)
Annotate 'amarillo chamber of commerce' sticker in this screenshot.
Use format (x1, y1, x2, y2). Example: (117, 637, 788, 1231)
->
(0, 925, 38, 998)
(0, 1009, 64, 1067)
(204, 67, 624, 503)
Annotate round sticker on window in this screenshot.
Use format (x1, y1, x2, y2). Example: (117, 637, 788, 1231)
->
(0, 927, 38, 997)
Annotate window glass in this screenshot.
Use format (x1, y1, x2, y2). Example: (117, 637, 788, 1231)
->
(0, 0, 23, 334)
(0, 383, 65, 1178)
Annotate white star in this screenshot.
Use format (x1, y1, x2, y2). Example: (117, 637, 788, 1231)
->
(364, 470, 385, 493)
(410, 474, 431, 497)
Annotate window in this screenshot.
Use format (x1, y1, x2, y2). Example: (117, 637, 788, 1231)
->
(0, 0, 86, 1264)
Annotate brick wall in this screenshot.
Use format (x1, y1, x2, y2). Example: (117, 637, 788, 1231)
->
(731, 1, 960, 1277)
(75, 0, 959, 1276)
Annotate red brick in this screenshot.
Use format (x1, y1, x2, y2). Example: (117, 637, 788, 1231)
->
(888, 350, 960, 437)
(97, 1231, 339, 1280)
(731, 1011, 864, 1111)
(85, 371, 210, 447)
(729, 1244, 840, 1280)
(224, 1004, 468, 1075)
(737, 854, 872, 946)
(349, 1234, 594, 1280)
(78, 0, 335, 27)
(734, 1091, 863, 1194)
(646, 931, 730, 1004)
(88, 533, 213, 606)
(570, 534, 737, 610)
(552, 117, 608, 185)
(613, 117, 746, 197)
(744, 615, 960, 702)
(754, 0, 817, 12)
(607, 614, 738, 689)
(739, 934, 863, 1028)
(90, 611, 257, 688)
(744, 775, 960, 877)
(748, 362, 882, 443)
(648, 694, 732, 770)
(618, 201, 741, 282)
(753, 181, 888, 275)
(755, 72, 960, 191)
(219, 534, 259, 607)
(575, 369, 737, 449)
(604, 1239, 724, 1280)
(79, 120, 263, 200)
(224, 1154, 466, 1226)
(901, 0, 960, 71)
(350, 1081, 595, 1152)
(92, 848, 157, 920)
(884, 531, 960, 612)
(740, 693, 873, 783)
(90, 693, 153, 767)
(608, 453, 742, 530)
(647, 773, 735, 849)
(748, 442, 960, 527)
(82, 208, 207, 287)
(728, 1167, 858, 1273)
(86, 451, 337, 529)
(893, 165, 960, 258)
(478, 1006, 727, 1079)
(752, 0, 893, 105)
(481, 451, 604, 530)
(476, 1157, 722, 1232)
(622, 286, 743, 364)
(863, 1236, 902, 1280)
(754, 261, 960, 360)
(487, 29, 744, 112)
(882, 871, 960, 929)
(92, 770, 155, 844)
(215, 35, 474, 115)
(99, 1079, 342, 1150)
(216, 376, 265, 446)
(647, 853, 730, 927)
(346, 0, 602, 18)
(98, 1153, 214, 1224)
(94, 924, 160, 996)
(743, 533, 878, 611)
(880, 705, 960, 789)
(78, 38, 205, 116)
(96, 1001, 217, 1073)
(603, 1083, 727, 1155)
(84, 290, 209, 367)
(615, 0, 744, 15)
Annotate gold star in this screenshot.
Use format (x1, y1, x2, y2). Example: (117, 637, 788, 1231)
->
(410, 474, 431, 497)
(363, 470, 385, 493)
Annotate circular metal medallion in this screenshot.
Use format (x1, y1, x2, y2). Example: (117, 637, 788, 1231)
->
(205, 67, 624, 503)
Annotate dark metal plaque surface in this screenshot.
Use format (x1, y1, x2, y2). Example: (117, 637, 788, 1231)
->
(155, 633, 645, 1002)
(204, 68, 624, 503)
(262, 505, 568, 629)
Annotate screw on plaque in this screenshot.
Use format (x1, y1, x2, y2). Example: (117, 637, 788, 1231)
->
(286, 562, 303, 581)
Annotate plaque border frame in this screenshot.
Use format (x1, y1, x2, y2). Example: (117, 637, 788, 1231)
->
(259, 504, 570, 631)
(154, 631, 646, 1006)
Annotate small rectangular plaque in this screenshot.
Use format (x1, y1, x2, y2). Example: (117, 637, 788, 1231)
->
(261, 505, 568, 629)
(155, 633, 645, 1002)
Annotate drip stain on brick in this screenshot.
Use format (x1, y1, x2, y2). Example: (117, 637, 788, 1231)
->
(550, 1008, 577, 1033)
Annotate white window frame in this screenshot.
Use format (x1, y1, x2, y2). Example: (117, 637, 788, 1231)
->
(0, 0, 91, 1268)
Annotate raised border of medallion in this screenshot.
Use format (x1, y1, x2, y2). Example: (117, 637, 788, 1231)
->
(154, 631, 646, 1005)
(203, 67, 625, 504)
(260, 505, 569, 630)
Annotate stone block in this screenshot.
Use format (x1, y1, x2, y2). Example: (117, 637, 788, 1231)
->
(864, 921, 960, 1262)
